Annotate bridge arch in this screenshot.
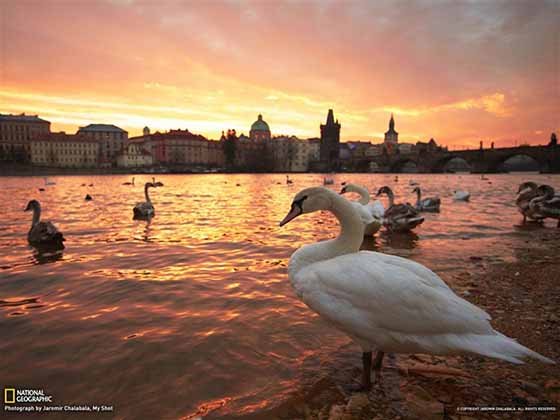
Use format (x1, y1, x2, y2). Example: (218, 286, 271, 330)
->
(489, 152, 542, 172)
(430, 155, 472, 172)
(390, 158, 418, 173)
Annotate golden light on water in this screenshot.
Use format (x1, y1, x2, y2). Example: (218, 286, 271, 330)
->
(1, 174, 559, 418)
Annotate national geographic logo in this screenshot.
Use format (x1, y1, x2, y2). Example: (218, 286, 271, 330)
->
(4, 389, 15, 404)
(3, 388, 53, 404)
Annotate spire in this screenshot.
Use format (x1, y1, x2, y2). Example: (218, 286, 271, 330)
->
(389, 113, 395, 131)
(326, 109, 335, 125)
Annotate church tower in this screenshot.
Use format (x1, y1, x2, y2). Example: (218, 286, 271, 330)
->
(320, 109, 341, 170)
(384, 114, 398, 154)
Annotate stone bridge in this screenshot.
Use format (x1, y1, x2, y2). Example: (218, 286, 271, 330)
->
(383, 144, 560, 173)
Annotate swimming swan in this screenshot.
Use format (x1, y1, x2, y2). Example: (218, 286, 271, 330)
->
(24, 200, 65, 248)
(412, 186, 441, 212)
(453, 190, 470, 201)
(133, 182, 156, 219)
(279, 187, 554, 390)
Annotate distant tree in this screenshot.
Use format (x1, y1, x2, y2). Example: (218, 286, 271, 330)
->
(223, 129, 237, 168)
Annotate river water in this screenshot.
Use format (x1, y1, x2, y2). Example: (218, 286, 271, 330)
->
(0, 173, 559, 419)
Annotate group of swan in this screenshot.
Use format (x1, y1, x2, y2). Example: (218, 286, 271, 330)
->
(24, 180, 163, 248)
(340, 183, 467, 232)
(375, 186, 425, 232)
(280, 187, 554, 389)
(516, 182, 560, 226)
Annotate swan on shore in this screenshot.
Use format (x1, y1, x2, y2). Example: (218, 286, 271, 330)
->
(340, 183, 384, 235)
(529, 185, 560, 228)
(24, 200, 65, 248)
(412, 186, 441, 212)
(376, 186, 424, 232)
(279, 187, 554, 390)
(133, 182, 157, 219)
(516, 182, 543, 222)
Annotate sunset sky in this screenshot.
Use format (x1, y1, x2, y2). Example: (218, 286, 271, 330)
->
(1, 0, 558, 148)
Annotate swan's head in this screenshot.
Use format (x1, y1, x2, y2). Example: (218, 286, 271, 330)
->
(145, 182, 155, 188)
(376, 186, 392, 197)
(25, 199, 40, 212)
(536, 184, 555, 198)
(279, 187, 333, 227)
(412, 187, 420, 194)
(339, 183, 362, 195)
(517, 181, 538, 193)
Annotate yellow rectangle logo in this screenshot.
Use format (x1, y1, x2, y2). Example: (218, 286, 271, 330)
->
(4, 388, 15, 404)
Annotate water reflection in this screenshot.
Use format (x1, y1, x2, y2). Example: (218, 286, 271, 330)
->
(379, 230, 420, 250)
(31, 246, 64, 265)
(0, 173, 559, 419)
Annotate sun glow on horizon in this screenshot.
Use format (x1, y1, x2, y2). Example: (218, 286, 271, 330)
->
(0, 1, 557, 148)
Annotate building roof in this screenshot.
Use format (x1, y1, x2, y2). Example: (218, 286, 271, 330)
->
(250, 114, 270, 132)
(0, 113, 50, 124)
(78, 124, 127, 133)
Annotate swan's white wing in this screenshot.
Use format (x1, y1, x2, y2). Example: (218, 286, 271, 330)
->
(366, 200, 385, 218)
(293, 251, 492, 339)
(351, 202, 375, 225)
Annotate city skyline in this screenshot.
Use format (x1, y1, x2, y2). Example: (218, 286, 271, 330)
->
(1, 1, 558, 148)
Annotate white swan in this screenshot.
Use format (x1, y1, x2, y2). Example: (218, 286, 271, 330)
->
(412, 186, 441, 212)
(453, 190, 470, 201)
(24, 200, 65, 248)
(340, 183, 384, 235)
(133, 182, 156, 219)
(279, 187, 554, 389)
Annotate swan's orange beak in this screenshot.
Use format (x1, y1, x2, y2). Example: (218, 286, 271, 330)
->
(279, 205, 301, 227)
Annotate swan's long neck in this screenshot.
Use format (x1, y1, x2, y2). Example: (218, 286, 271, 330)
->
(386, 190, 395, 207)
(353, 185, 370, 205)
(289, 193, 364, 278)
(415, 189, 422, 206)
(31, 206, 41, 228)
(145, 185, 151, 202)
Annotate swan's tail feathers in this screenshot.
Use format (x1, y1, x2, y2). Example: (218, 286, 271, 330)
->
(465, 333, 555, 365)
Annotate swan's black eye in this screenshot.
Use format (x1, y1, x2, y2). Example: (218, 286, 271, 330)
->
(292, 195, 308, 210)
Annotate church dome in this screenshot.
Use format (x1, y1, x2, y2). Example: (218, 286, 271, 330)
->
(250, 114, 270, 132)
